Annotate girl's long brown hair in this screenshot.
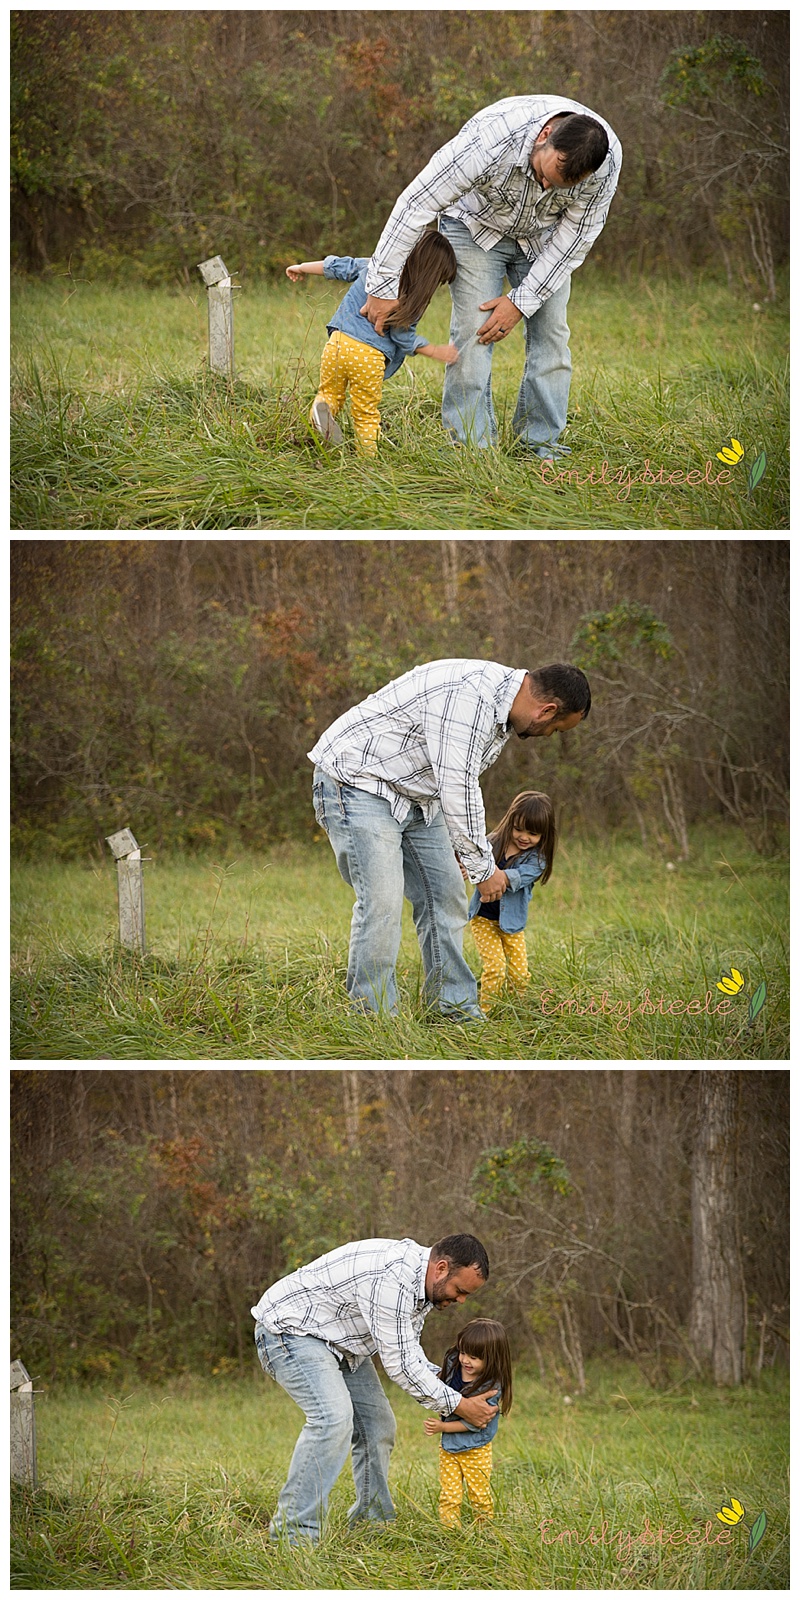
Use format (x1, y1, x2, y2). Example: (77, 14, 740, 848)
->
(382, 229, 457, 329)
(438, 1318, 513, 1415)
(490, 790, 556, 885)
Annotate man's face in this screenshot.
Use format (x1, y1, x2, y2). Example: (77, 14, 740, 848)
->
(427, 1260, 485, 1310)
(530, 129, 589, 192)
(508, 680, 584, 740)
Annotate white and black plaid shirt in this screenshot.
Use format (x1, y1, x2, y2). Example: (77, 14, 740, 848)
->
(251, 1238, 461, 1413)
(365, 94, 622, 316)
(308, 658, 526, 882)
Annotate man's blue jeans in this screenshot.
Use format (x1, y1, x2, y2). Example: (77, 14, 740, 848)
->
(255, 1326, 396, 1544)
(440, 213, 572, 454)
(312, 769, 481, 1018)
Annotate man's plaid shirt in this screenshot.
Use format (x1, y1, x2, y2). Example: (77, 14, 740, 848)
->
(365, 94, 622, 315)
(308, 658, 527, 883)
(251, 1238, 462, 1413)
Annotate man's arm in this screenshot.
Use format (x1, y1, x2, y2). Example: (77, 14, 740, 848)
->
(363, 1271, 470, 1413)
(419, 678, 499, 883)
(505, 166, 621, 320)
(363, 118, 497, 309)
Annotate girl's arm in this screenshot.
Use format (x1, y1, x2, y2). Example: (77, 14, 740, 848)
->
(286, 261, 326, 280)
(416, 342, 460, 364)
(504, 854, 546, 893)
(424, 1417, 469, 1435)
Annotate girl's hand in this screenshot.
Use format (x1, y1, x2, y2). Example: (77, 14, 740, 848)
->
(424, 1418, 444, 1435)
(286, 265, 305, 281)
(443, 343, 460, 364)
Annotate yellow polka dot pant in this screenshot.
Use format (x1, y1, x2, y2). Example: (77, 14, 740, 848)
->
(469, 915, 529, 1010)
(314, 329, 386, 455)
(438, 1442, 493, 1527)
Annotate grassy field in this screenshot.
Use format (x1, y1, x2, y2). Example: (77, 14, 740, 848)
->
(10, 1362, 789, 1589)
(10, 268, 788, 529)
(10, 827, 787, 1060)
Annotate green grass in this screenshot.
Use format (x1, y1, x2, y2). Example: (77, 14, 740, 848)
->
(10, 269, 788, 529)
(11, 1363, 789, 1588)
(10, 827, 788, 1060)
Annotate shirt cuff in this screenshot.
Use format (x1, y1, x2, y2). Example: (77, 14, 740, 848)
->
(364, 268, 401, 301)
(508, 280, 543, 319)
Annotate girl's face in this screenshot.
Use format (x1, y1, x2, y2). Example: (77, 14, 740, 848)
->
(459, 1349, 486, 1383)
(511, 825, 542, 851)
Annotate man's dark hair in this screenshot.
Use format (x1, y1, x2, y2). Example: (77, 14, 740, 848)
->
(547, 114, 609, 182)
(431, 1233, 490, 1281)
(529, 663, 592, 720)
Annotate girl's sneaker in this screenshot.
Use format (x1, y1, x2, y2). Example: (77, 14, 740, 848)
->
(311, 399, 344, 445)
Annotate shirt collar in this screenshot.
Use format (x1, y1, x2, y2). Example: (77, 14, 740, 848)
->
(499, 668, 528, 731)
(413, 1241, 432, 1307)
(518, 110, 555, 175)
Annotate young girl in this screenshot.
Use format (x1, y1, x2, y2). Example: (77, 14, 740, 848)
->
(424, 1318, 513, 1529)
(286, 231, 458, 456)
(465, 790, 556, 1012)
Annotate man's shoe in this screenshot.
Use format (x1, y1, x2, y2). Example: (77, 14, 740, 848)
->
(311, 398, 344, 445)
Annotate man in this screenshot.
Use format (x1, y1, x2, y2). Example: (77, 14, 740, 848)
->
(252, 1233, 497, 1545)
(361, 96, 622, 458)
(309, 658, 591, 1018)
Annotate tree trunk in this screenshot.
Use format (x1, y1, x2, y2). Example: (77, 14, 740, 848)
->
(689, 1072, 746, 1384)
(613, 1069, 637, 1241)
(441, 541, 459, 618)
(343, 1070, 360, 1151)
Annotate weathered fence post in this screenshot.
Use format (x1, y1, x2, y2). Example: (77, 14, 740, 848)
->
(197, 254, 235, 376)
(10, 1361, 37, 1489)
(105, 827, 146, 952)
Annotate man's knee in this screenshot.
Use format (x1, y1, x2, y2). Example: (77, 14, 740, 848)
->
(379, 1404, 397, 1451)
(320, 1394, 355, 1448)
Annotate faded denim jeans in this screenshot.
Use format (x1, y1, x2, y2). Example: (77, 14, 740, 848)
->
(312, 769, 481, 1018)
(255, 1325, 396, 1544)
(440, 213, 572, 455)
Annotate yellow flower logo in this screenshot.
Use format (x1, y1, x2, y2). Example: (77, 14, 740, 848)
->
(717, 1497, 746, 1526)
(716, 967, 744, 995)
(716, 437, 745, 465)
(714, 1497, 767, 1554)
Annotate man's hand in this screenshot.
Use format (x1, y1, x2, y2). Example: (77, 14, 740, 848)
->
(477, 295, 524, 344)
(454, 1391, 499, 1428)
(478, 867, 508, 902)
(360, 294, 400, 334)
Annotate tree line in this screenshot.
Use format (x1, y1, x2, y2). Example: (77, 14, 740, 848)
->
(11, 1069, 788, 1388)
(11, 540, 789, 858)
(11, 10, 788, 296)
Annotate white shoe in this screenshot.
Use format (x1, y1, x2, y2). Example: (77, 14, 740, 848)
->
(311, 398, 344, 445)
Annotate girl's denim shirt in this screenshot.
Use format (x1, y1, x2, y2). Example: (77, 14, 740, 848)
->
(440, 1353, 501, 1453)
(323, 256, 428, 378)
(468, 846, 546, 933)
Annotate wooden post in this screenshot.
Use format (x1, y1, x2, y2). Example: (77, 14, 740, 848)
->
(105, 827, 146, 952)
(197, 254, 235, 376)
(10, 1361, 37, 1489)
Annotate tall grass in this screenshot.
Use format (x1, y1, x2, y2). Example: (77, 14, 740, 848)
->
(11, 828, 788, 1060)
(11, 1363, 789, 1588)
(10, 271, 788, 529)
